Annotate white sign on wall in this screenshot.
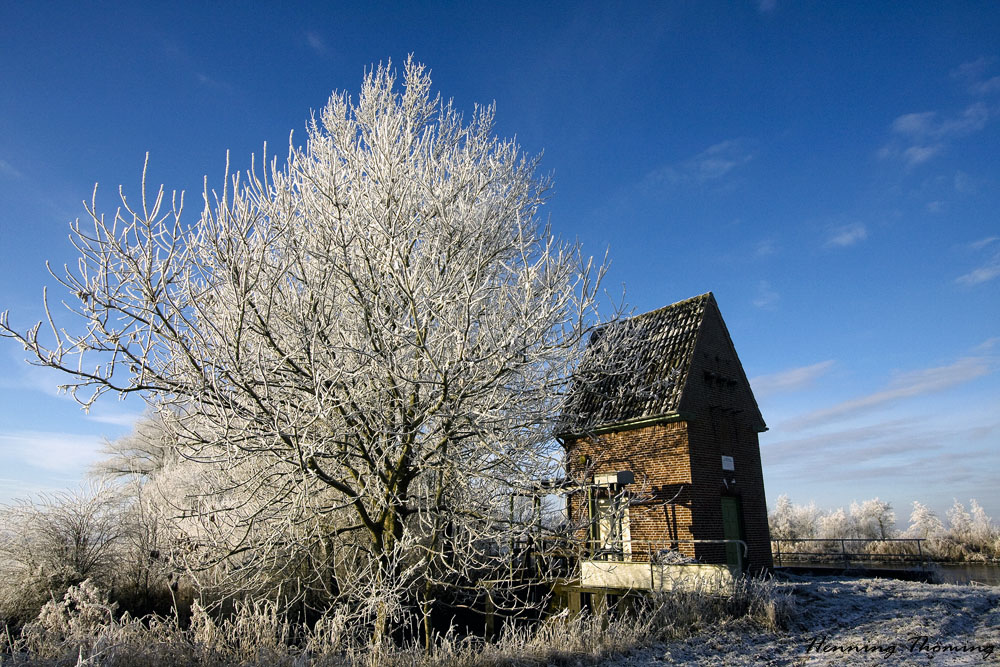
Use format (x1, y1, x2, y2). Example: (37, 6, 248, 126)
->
(721, 455, 735, 471)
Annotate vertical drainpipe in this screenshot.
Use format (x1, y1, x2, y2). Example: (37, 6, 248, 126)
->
(586, 484, 596, 558)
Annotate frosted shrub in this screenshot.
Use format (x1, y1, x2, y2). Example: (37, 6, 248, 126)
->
(0, 486, 125, 629)
(21, 580, 116, 657)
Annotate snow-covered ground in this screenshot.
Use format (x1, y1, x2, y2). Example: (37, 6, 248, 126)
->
(610, 575, 1000, 665)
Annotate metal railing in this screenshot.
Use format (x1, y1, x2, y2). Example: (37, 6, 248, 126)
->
(771, 538, 928, 568)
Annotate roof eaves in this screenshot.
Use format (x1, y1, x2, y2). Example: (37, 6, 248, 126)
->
(559, 411, 692, 441)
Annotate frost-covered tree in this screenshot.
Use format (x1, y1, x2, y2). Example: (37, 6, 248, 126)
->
(946, 499, 973, 544)
(818, 507, 851, 539)
(1, 59, 608, 643)
(905, 501, 944, 540)
(849, 498, 896, 540)
(968, 499, 996, 551)
(768, 495, 820, 540)
(91, 412, 177, 481)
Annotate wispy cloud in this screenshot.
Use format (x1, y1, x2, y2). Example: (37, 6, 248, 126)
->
(825, 222, 868, 248)
(764, 416, 1000, 490)
(305, 31, 327, 55)
(751, 360, 835, 398)
(754, 240, 777, 258)
(644, 139, 755, 188)
(954, 170, 977, 193)
(900, 144, 942, 166)
(86, 411, 142, 427)
(951, 57, 1000, 96)
(194, 72, 234, 93)
(957, 256, 1000, 285)
(764, 418, 933, 465)
(781, 355, 995, 431)
(0, 431, 104, 473)
(0, 158, 22, 179)
(976, 337, 1000, 352)
(751, 280, 779, 309)
(880, 103, 992, 167)
(757, 0, 777, 12)
(957, 236, 1000, 285)
(893, 103, 990, 139)
(970, 236, 1000, 251)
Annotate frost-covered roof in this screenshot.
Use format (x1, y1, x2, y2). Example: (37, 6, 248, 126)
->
(559, 293, 713, 435)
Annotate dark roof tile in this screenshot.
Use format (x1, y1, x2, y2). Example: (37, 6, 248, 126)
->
(560, 293, 713, 434)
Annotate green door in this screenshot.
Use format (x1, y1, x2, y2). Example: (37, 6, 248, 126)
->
(720, 497, 744, 572)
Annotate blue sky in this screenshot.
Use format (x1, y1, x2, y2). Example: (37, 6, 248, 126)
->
(1, 1, 997, 523)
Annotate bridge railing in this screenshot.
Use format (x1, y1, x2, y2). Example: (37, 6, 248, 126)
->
(771, 537, 928, 568)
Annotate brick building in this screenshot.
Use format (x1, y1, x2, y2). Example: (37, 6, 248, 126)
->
(560, 293, 773, 573)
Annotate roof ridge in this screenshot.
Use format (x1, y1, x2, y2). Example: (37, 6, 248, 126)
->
(619, 291, 714, 324)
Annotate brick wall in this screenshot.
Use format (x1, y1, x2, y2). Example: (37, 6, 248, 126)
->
(566, 421, 698, 560)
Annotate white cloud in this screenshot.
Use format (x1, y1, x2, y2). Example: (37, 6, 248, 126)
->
(687, 140, 754, 181)
(891, 104, 990, 140)
(764, 416, 1000, 490)
(754, 240, 777, 257)
(957, 236, 1000, 285)
(969, 236, 999, 251)
(645, 139, 754, 188)
(825, 222, 868, 248)
(954, 170, 977, 193)
(881, 103, 992, 167)
(757, 0, 777, 12)
(763, 418, 933, 465)
(951, 57, 993, 81)
(194, 72, 235, 93)
(956, 258, 1000, 285)
(751, 280, 779, 309)
(976, 337, 1000, 352)
(305, 31, 327, 55)
(781, 356, 994, 431)
(0, 158, 21, 179)
(976, 77, 1000, 94)
(951, 57, 1000, 95)
(901, 144, 942, 167)
(892, 111, 936, 135)
(751, 360, 835, 398)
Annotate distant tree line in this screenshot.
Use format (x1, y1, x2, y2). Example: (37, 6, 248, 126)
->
(768, 494, 1000, 561)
